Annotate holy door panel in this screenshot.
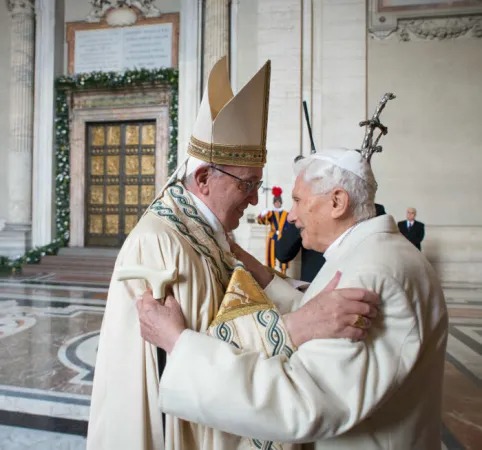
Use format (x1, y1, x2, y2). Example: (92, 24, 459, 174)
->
(85, 121, 156, 247)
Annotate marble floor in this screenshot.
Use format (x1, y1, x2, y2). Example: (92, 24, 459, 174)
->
(0, 276, 104, 449)
(0, 274, 480, 449)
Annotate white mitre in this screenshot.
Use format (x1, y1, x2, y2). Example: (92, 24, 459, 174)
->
(183, 56, 271, 177)
(294, 147, 377, 187)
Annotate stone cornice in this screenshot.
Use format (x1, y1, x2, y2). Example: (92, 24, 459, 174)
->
(368, 0, 482, 42)
(370, 15, 482, 41)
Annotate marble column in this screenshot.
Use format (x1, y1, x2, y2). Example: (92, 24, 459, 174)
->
(0, 0, 35, 257)
(178, 0, 203, 160)
(202, 0, 230, 87)
(32, 0, 62, 247)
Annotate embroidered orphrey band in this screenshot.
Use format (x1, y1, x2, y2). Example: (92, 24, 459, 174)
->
(188, 136, 267, 167)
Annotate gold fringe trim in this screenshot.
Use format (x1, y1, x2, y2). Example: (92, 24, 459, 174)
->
(210, 304, 274, 327)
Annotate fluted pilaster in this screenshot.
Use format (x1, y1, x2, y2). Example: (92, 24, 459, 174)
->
(7, 0, 35, 226)
(202, 0, 230, 86)
(32, 0, 59, 246)
(0, 0, 35, 257)
(178, 0, 203, 160)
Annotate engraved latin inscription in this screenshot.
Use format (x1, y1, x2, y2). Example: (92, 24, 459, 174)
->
(74, 24, 173, 73)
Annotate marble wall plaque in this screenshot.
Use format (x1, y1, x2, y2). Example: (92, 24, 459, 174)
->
(74, 23, 173, 73)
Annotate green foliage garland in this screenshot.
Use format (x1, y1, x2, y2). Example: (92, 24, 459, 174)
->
(1, 68, 178, 273)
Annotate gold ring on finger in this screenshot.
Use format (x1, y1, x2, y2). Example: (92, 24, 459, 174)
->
(353, 314, 367, 329)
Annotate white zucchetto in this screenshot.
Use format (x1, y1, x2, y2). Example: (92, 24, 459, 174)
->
(294, 147, 377, 187)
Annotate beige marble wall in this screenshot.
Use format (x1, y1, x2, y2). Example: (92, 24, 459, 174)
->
(234, 0, 367, 268)
(368, 35, 482, 286)
(312, 0, 367, 151)
(237, 0, 303, 218)
(233, 0, 258, 90)
(234, 0, 367, 213)
(424, 226, 482, 287)
(368, 38, 482, 224)
(233, 2, 482, 286)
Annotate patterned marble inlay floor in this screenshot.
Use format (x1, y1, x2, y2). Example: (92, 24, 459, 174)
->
(0, 275, 481, 449)
(0, 425, 85, 450)
(0, 277, 106, 440)
(442, 287, 482, 450)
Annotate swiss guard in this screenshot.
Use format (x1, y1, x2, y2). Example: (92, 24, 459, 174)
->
(257, 186, 290, 274)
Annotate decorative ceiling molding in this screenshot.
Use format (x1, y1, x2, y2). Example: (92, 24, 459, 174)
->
(369, 0, 482, 41)
(86, 0, 161, 23)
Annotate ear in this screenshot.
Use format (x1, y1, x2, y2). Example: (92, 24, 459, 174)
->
(194, 166, 211, 195)
(330, 188, 350, 219)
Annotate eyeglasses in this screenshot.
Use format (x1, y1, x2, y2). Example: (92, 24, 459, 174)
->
(209, 165, 263, 194)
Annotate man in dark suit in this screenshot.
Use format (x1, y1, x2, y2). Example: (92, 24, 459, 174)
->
(398, 207, 425, 250)
(276, 203, 386, 282)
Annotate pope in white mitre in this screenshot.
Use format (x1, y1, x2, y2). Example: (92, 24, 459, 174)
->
(87, 57, 378, 450)
(86, 56, 271, 450)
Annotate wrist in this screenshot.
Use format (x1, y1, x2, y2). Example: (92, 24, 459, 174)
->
(283, 310, 305, 348)
(257, 270, 274, 289)
(244, 257, 273, 288)
(166, 328, 185, 354)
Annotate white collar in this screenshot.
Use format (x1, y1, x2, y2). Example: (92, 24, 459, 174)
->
(272, 207, 283, 212)
(189, 192, 230, 253)
(323, 223, 360, 261)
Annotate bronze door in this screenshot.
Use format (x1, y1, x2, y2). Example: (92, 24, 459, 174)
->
(85, 121, 157, 247)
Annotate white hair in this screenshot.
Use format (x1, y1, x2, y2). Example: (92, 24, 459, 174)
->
(182, 160, 223, 188)
(295, 157, 377, 221)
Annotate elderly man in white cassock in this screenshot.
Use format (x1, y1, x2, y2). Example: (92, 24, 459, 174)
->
(137, 142, 448, 448)
(87, 57, 380, 450)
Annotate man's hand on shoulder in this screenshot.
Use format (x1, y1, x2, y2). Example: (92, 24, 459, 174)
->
(136, 288, 186, 353)
(283, 272, 380, 347)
